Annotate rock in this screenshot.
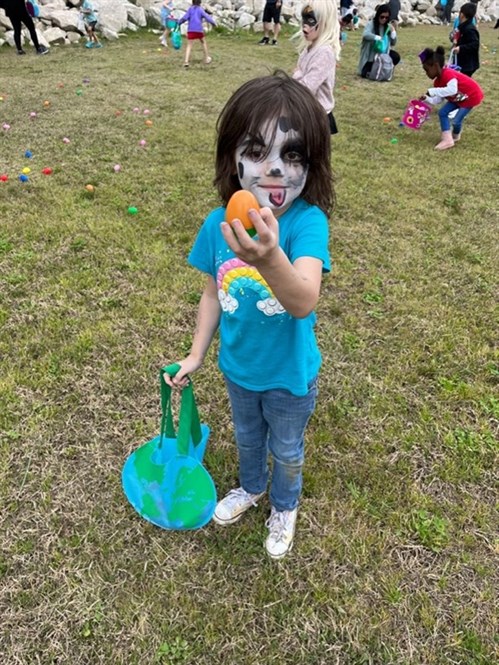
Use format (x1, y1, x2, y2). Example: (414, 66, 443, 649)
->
(42, 8, 80, 31)
(126, 3, 147, 26)
(43, 26, 68, 43)
(236, 11, 255, 28)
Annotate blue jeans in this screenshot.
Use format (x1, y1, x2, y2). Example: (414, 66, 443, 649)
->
(224, 377, 318, 512)
(438, 101, 472, 133)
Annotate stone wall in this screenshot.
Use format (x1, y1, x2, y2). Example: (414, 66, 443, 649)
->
(0, 0, 497, 49)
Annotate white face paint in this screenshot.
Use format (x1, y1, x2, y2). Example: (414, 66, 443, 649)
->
(235, 118, 309, 216)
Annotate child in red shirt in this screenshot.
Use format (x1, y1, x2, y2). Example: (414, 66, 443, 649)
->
(419, 45, 483, 150)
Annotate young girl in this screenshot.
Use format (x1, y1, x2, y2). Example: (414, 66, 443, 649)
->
(164, 72, 334, 560)
(160, 0, 176, 48)
(80, 0, 101, 49)
(358, 4, 400, 78)
(419, 46, 484, 150)
(292, 0, 341, 134)
(177, 0, 216, 68)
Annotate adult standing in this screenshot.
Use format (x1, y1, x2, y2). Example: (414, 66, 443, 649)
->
(442, 0, 456, 26)
(357, 4, 400, 78)
(0, 0, 48, 55)
(387, 0, 401, 28)
(258, 0, 282, 46)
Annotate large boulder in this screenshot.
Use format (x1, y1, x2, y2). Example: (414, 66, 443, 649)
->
(42, 8, 80, 31)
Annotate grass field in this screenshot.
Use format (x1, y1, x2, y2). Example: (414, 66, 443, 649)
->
(0, 22, 498, 665)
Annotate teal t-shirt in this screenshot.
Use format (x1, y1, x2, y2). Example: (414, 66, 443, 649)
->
(188, 198, 331, 397)
(82, 0, 97, 23)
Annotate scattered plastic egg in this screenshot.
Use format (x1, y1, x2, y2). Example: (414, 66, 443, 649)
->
(2, 123, 10, 130)
(25, 150, 33, 158)
(139, 139, 146, 146)
(42, 167, 53, 175)
(145, 119, 153, 127)
(0, 174, 8, 182)
(22, 167, 31, 175)
(62, 137, 71, 143)
(85, 184, 95, 193)
(113, 164, 121, 172)
(128, 206, 138, 215)
(19, 174, 29, 182)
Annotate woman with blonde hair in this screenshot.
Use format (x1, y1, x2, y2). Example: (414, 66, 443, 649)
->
(292, 0, 341, 134)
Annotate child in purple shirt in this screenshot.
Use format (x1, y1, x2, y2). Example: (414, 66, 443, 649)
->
(177, 0, 216, 68)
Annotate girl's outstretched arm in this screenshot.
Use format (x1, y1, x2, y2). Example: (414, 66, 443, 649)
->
(221, 208, 324, 319)
(164, 276, 221, 388)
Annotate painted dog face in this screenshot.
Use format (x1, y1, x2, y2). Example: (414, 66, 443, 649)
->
(235, 117, 308, 216)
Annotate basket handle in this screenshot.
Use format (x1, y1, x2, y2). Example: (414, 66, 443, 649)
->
(159, 364, 203, 456)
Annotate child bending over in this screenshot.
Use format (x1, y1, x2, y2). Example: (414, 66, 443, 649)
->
(419, 45, 483, 150)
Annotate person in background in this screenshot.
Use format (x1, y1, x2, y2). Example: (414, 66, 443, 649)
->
(177, 0, 216, 68)
(258, 0, 282, 46)
(80, 0, 102, 49)
(160, 0, 176, 48)
(419, 45, 483, 150)
(387, 0, 401, 28)
(357, 4, 400, 78)
(442, 0, 456, 26)
(452, 2, 480, 76)
(0, 0, 48, 55)
(293, 0, 341, 134)
(340, 0, 354, 20)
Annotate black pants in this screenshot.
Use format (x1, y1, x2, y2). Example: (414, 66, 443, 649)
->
(7, 7, 40, 51)
(327, 111, 338, 135)
(443, 1, 454, 24)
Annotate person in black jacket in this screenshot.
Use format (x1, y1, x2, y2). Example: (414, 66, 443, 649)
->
(0, 0, 48, 54)
(452, 3, 480, 77)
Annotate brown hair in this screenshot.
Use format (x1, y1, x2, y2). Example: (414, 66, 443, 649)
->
(214, 71, 335, 216)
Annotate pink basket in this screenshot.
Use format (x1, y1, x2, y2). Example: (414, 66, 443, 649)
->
(401, 99, 432, 130)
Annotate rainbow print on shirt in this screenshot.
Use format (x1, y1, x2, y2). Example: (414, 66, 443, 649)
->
(217, 258, 285, 317)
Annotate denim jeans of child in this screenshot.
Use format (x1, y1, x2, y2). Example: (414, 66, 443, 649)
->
(224, 376, 318, 512)
(438, 101, 472, 133)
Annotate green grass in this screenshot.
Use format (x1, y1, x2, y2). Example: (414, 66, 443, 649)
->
(1, 25, 498, 665)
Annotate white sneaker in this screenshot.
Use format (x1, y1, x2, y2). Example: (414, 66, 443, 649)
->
(213, 487, 265, 525)
(160, 36, 167, 47)
(265, 507, 298, 559)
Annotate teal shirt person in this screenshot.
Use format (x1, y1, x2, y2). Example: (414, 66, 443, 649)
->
(81, 0, 97, 23)
(188, 198, 331, 397)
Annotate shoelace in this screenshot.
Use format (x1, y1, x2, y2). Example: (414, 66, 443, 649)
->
(266, 511, 289, 542)
(225, 488, 259, 509)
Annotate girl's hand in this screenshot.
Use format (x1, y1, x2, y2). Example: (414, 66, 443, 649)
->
(453, 46, 460, 54)
(220, 206, 280, 267)
(163, 355, 203, 389)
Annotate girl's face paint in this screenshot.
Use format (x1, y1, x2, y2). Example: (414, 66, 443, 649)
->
(235, 118, 308, 216)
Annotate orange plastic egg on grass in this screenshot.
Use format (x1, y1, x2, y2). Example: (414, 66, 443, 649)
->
(226, 190, 259, 237)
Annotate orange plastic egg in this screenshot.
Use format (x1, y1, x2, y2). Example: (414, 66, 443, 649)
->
(226, 190, 259, 237)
